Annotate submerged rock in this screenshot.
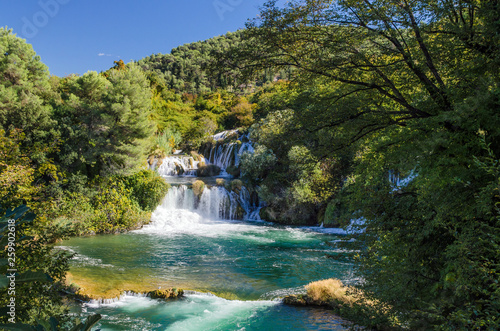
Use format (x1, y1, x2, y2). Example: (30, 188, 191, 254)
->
(148, 288, 184, 300)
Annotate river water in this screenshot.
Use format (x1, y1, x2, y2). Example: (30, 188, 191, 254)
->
(59, 180, 355, 330)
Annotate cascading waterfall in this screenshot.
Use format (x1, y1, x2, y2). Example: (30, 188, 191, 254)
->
(154, 185, 260, 221)
(388, 169, 417, 192)
(156, 130, 256, 177)
(156, 155, 205, 177)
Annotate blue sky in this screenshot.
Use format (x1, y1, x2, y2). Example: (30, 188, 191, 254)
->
(1, 0, 262, 76)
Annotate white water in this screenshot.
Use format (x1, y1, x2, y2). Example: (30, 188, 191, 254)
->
(157, 130, 256, 177)
(84, 292, 283, 331)
(157, 155, 205, 177)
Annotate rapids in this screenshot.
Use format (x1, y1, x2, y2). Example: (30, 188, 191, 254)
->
(60, 171, 355, 330)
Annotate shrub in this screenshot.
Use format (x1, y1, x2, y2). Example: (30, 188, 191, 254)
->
(226, 165, 240, 177)
(305, 279, 356, 306)
(122, 169, 170, 212)
(155, 127, 182, 154)
(192, 180, 205, 197)
(196, 164, 221, 177)
(230, 179, 243, 192)
(91, 178, 149, 232)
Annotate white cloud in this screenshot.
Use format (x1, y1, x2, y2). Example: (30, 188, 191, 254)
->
(98, 53, 112, 57)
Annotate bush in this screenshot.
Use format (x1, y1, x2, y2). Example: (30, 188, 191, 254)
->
(155, 127, 182, 154)
(192, 180, 205, 197)
(122, 169, 170, 212)
(48, 170, 169, 235)
(305, 279, 355, 305)
(196, 164, 221, 177)
(230, 179, 243, 192)
(91, 178, 149, 233)
(226, 165, 240, 177)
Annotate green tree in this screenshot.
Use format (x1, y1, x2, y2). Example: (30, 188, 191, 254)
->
(0, 28, 54, 138)
(232, 0, 500, 328)
(55, 64, 155, 177)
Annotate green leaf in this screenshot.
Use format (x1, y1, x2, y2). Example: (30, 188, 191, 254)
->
(15, 271, 53, 284)
(70, 314, 101, 331)
(49, 317, 59, 331)
(0, 275, 9, 288)
(0, 323, 35, 331)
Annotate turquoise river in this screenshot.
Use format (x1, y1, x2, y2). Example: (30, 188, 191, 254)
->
(58, 179, 356, 330)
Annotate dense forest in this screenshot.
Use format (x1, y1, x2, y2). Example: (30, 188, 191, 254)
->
(1, 0, 500, 329)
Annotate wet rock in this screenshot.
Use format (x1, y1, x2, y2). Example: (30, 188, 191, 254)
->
(148, 288, 184, 300)
(259, 207, 277, 222)
(235, 205, 245, 220)
(250, 191, 259, 207)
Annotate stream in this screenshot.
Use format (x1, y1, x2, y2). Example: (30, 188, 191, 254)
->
(58, 177, 355, 330)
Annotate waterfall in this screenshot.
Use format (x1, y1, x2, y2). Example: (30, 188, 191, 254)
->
(388, 169, 417, 192)
(157, 155, 205, 177)
(149, 184, 262, 222)
(158, 185, 243, 220)
(154, 130, 255, 177)
(207, 143, 238, 170)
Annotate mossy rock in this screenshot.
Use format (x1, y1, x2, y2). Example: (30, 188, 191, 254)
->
(230, 179, 243, 193)
(197, 164, 221, 177)
(223, 131, 239, 142)
(148, 288, 184, 300)
(226, 165, 240, 177)
(216, 178, 226, 186)
(192, 180, 205, 197)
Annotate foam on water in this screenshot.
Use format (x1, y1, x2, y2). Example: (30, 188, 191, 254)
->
(134, 207, 272, 239)
(84, 292, 281, 331)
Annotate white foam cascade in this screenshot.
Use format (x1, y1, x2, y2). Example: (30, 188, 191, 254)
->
(153, 130, 255, 177)
(135, 184, 263, 237)
(389, 169, 417, 191)
(157, 155, 205, 177)
(205, 130, 255, 174)
(207, 143, 238, 171)
(155, 185, 260, 221)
